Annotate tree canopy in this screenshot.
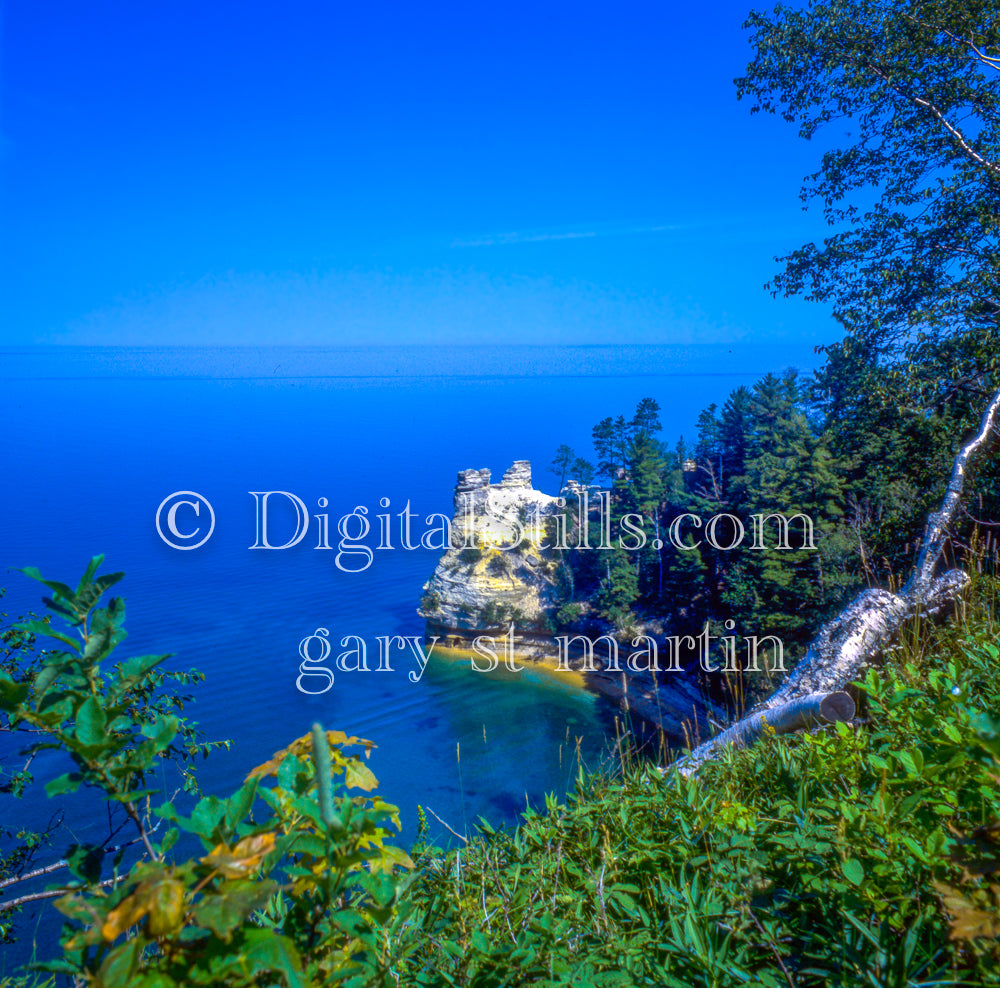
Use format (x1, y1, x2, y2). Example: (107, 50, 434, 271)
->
(738, 0, 1000, 383)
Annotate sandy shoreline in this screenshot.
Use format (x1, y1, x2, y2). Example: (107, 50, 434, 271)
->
(429, 641, 715, 745)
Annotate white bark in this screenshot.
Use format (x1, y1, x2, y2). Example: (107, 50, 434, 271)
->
(673, 384, 1000, 776)
(676, 692, 855, 775)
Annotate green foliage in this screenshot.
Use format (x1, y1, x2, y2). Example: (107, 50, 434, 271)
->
(549, 444, 575, 490)
(0, 593, 50, 945)
(556, 384, 866, 649)
(4, 560, 213, 803)
(486, 553, 511, 578)
(596, 548, 640, 630)
(52, 725, 414, 988)
(391, 580, 1000, 986)
(1, 559, 414, 987)
(459, 547, 484, 567)
(738, 0, 1000, 367)
(477, 601, 526, 629)
(571, 457, 596, 487)
(550, 350, 997, 673)
(7, 565, 1000, 986)
(0, 567, 217, 945)
(555, 602, 584, 628)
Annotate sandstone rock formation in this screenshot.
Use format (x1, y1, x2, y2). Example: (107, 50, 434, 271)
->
(418, 461, 562, 638)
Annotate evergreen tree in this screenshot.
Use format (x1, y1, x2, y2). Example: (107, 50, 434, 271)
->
(592, 417, 615, 480)
(693, 404, 724, 502)
(549, 444, 575, 490)
(624, 432, 667, 599)
(719, 386, 753, 495)
(728, 372, 849, 644)
(571, 457, 595, 486)
(631, 397, 662, 439)
(611, 415, 633, 478)
(596, 547, 640, 631)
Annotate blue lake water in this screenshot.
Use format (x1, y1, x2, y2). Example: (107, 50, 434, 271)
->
(0, 344, 821, 961)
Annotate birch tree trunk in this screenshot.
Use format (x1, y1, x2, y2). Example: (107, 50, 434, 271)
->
(674, 384, 1000, 776)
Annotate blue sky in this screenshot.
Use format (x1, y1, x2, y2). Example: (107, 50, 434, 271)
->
(0, 1, 837, 347)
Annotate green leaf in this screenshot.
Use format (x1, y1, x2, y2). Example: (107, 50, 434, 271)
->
(76, 554, 106, 594)
(76, 695, 108, 747)
(118, 654, 170, 683)
(45, 772, 84, 797)
(0, 678, 31, 710)
(841, 858, 865, 886)
(131, 972, 179, 988)
(17, 619, 82, 652)
(96, 932, 145, 988)
(76, 571, 125, 613)
(85, 601, 128, 661)
(192, 884, 276, 939)
(158, 828, 180, 856)
(224, 779, 259, 830)
(189, 796, 227, 840)
(237, 928, 303, 988)
(141, 714, 179, 750)
(18, 567, 76, 603)
(32, 663, 64, 698)
(67, 842, 105, 883)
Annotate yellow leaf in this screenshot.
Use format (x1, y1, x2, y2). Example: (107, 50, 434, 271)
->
(344, 759, 379, 792)
(201, 832, 276, 878)
(381, 845, 415, 872)
(101, 893, 150, 942)
(146, 877, 186, 937)
(934, 882, 1000, 940)
(245, 730, 375, 780)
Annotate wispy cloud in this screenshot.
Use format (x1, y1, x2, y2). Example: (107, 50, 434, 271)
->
(451, 223, 679, 248)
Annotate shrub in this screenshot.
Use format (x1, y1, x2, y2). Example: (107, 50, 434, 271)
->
(555, 602, 584, 628)
(0, 559, 413, 987)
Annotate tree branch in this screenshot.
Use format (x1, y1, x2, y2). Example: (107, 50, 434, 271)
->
(424, 806, 468, 844)
(0, 832, 147, 893)
(865, 61, 1000, 178)
(903, 17, 1000, 73)
(0, 877, 117, 914)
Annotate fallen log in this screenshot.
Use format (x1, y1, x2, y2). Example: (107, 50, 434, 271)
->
(673, 382, 1000, 776)
(676, 691, 855, 773)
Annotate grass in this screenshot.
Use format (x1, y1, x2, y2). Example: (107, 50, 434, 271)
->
(385, 573, 1000, 986)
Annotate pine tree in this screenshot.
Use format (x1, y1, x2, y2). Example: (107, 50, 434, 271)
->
(728, 372, 848, 644)
(549, 444, 575, 490)
(596, 547, 640, 631)
(719, 386, 753, 498)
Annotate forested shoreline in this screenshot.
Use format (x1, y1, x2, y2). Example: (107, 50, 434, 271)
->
(538, 349, 999, 704)
(6, 0, 1000, 983)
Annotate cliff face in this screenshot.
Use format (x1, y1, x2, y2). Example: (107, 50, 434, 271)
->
(418, 460, 723, 742)
(418, 460, 561, 637)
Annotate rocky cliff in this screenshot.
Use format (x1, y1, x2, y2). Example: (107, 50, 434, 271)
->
(418, 460, 562, 638)
(418, 459, 723, 743)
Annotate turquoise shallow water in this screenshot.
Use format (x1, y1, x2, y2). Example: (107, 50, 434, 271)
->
(0, 345, 822, 963)
(0, 344, 828, 826)
(1, 345, 827, 832)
